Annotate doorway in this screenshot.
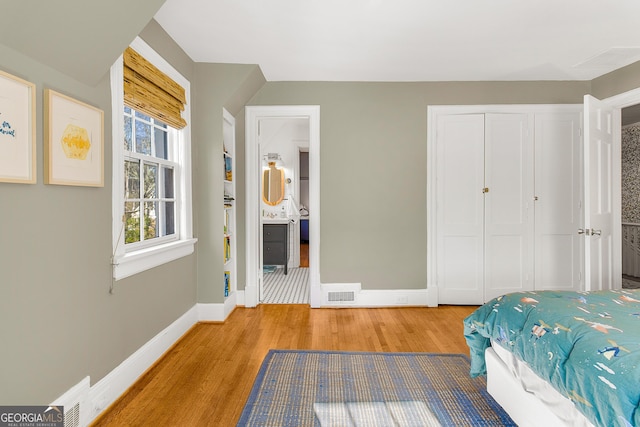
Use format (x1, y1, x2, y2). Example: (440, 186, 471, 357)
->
(584, 87, 640, 291)
(259, 118, 309, 303)
(621, 103, 640, 289)
(245, 106, 321, 308)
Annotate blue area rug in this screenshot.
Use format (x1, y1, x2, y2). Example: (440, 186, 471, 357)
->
(238, 350, 515, 426)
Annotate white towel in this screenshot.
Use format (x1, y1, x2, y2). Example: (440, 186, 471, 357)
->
(285, 197, 301, 224)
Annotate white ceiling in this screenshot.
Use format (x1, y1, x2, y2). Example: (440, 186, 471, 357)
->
(154, 0, 640, 82)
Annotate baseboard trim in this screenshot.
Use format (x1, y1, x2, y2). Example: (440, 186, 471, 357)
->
(236, 290, 246, 306)
(320, 284, 430, 307)
(426, 286, 439, 307)
(86, 305, 198, 425)
(356, 288, 430, 307)
(197, 297, 237, 322)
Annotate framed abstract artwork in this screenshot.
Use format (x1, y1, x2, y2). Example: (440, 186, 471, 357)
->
(44, 89, 104, 187)
(0, 69, 36, 184)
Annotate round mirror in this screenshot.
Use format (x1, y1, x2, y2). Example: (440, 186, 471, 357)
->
(262, 162, 285, 206)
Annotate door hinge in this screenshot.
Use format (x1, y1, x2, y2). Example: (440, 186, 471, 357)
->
(482, 187, 489, 193)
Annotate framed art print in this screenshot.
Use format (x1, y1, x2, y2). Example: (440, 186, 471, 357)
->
(0, 69, 36, 184)
(44, 89, 104, 187)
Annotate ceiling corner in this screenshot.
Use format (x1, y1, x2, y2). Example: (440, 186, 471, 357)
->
(0, 0, 167, 86)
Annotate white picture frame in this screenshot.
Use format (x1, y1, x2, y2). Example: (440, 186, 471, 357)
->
(44, 89, 104, 187)
(0, 69, 36, 184)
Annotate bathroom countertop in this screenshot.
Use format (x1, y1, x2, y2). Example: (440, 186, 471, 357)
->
(262, 218, 291, 224)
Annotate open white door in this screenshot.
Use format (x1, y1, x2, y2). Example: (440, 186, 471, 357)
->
(583, 95, 615, 291)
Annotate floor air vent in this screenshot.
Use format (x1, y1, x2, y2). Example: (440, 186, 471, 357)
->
(327, 291, 355, 302)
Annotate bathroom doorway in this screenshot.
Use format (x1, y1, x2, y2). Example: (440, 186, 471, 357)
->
(299, 150, 310, 269)
(259, 118, 310, 303)
(245, 106, 321, 308)
(621, 103, 640, 289)
(590, 86, 640, 292)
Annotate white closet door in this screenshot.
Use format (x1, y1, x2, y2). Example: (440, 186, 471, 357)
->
(534, 112, 583, 291)
(484, 114, 534, 302)
(436, 114, 485, 304)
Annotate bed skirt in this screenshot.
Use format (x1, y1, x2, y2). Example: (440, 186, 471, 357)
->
(486, 344, 595, 427)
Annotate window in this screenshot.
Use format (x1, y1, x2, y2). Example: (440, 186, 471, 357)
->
(111, 38, 195, 280)
(124, 107, 177, 248)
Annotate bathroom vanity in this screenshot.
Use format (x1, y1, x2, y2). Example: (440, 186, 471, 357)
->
(263, 221, 289, 274)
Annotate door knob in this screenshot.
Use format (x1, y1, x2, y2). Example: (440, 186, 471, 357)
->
(578, 229, 585, 235)
(591, 228, 602, 236)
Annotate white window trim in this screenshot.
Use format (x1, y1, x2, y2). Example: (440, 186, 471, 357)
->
(110, 37, 196, 281)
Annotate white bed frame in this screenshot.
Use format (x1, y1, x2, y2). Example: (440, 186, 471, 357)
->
(485, 345, 595, 427)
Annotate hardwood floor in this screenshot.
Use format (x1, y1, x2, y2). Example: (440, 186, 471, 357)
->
(91, 304, 478, 427)
(300, 242, 309, 267)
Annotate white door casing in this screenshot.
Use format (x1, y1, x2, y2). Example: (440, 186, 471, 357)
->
(245, 106, 321, 308)
(583, 95, 615, 291)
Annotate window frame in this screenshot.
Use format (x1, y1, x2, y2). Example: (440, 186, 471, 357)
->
(110, 37, 196, 281)
(124, 108, 179, 250)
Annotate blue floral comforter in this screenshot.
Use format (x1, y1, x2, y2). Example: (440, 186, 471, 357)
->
(464, 290, 640, 427)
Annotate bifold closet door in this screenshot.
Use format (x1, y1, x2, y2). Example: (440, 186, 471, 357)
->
(534, 112, 583, 291)
(436, 113, 534, 304)
(483, 114, 534, 302)
(436, 114, 485, 304)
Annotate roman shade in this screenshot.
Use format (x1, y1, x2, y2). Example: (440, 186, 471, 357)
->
(123, 47, 187, 129)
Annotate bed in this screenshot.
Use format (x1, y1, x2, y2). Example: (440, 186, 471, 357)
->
(464, 289, 640, 427)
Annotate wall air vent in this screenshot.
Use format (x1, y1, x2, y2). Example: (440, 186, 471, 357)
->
(65, 402, 80, 427)
(323, 283, 361, 305)
(51, 377, 89, 427)
(327, 291, 355, 302)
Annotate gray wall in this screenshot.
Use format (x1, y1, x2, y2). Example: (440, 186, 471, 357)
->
(0, 25, 197, 405)
(248, 81, 591, 290)
(192, 63, 265, 303)
(0, 1, 166, 86)
(592, 61, 640, 100)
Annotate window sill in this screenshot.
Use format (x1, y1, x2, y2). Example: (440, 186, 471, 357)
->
(113, 238, 197, 280)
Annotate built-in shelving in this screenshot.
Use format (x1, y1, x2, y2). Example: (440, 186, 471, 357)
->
(223, 109, 236, 302)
